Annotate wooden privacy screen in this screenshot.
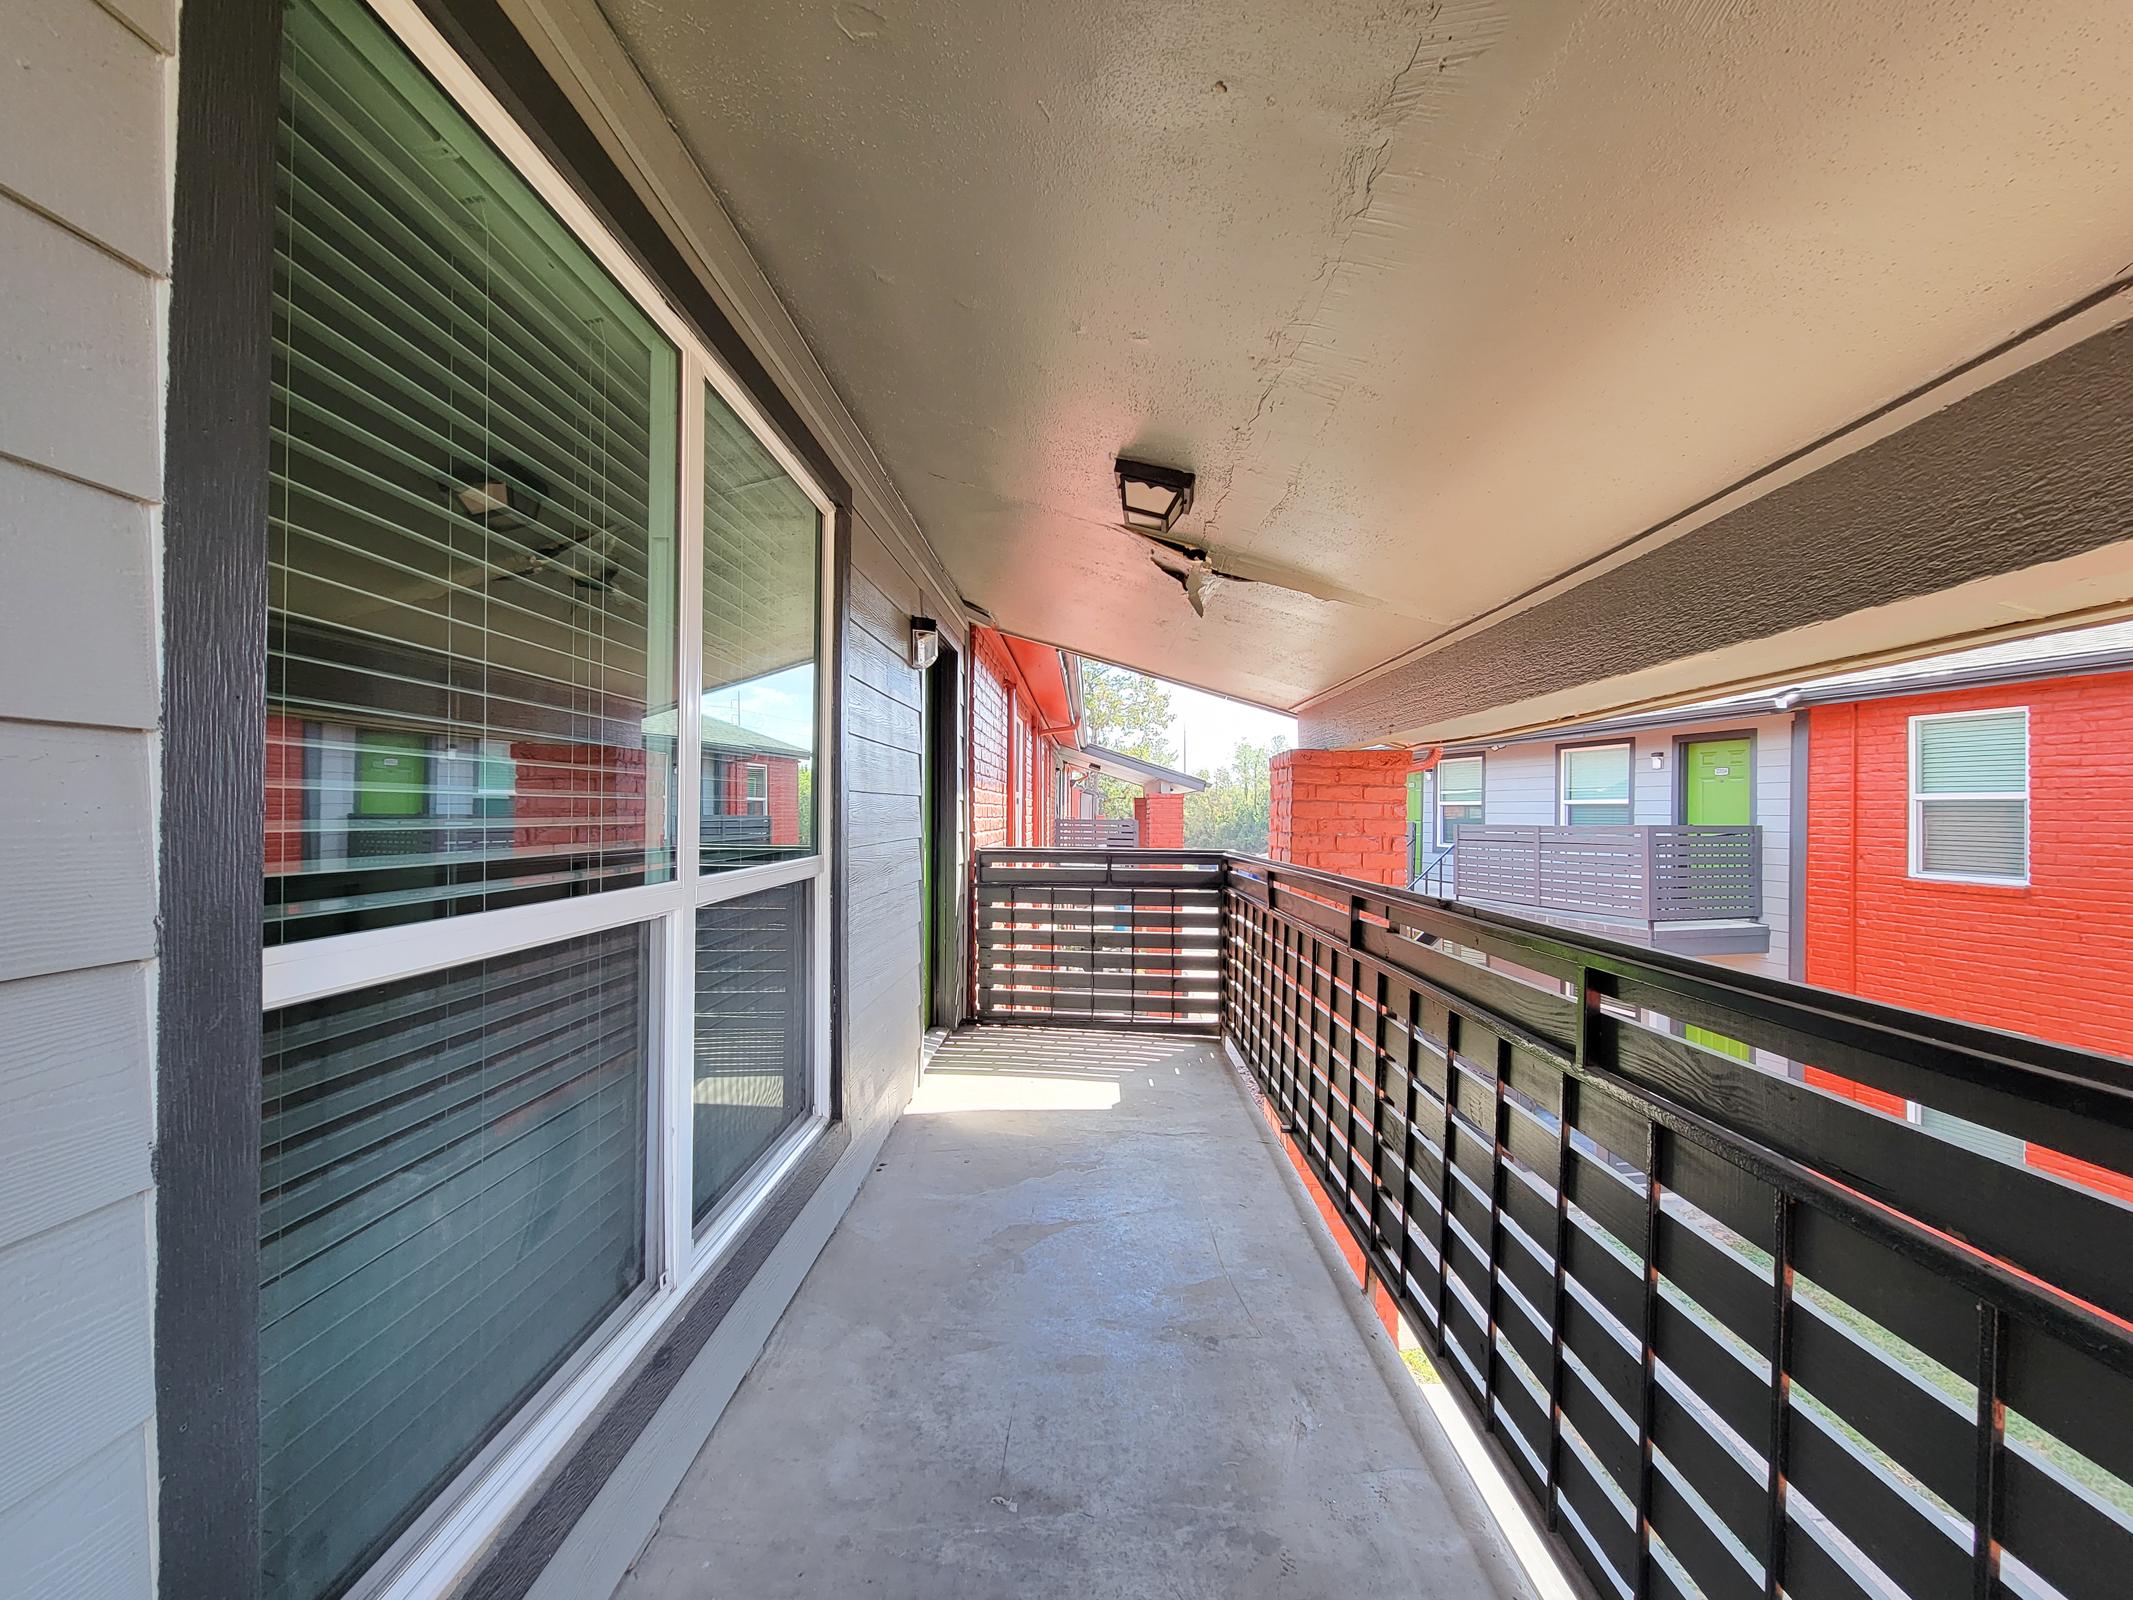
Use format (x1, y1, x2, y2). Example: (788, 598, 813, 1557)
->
(1221, 855, 2133, 1600)
(973, 848, 1222, 1028)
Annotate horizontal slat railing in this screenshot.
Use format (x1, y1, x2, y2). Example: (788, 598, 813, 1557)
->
(967, 849, 2133, 1600)
(1219, 853, 2133, 1600)
(972, 847, 1223, 1029)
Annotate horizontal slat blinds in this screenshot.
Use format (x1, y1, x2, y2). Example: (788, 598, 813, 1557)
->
(693, 885, 810, 1221)
(1914, 712, 2027, 880)
(259, 924, 650, 1600)
(267, 0, 680, 943)
(1916, 710, 2027, 793)
(696, 385, 819, 871)
(1918, 798, 2028, 878)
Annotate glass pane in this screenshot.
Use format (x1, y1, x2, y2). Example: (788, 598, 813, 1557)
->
(1919, 797, 2027, 879)
(1439, 755, 1484, 806)
(266, 0, 680, 945)
(1562, 744, 1631, 803)
(1565, 801, 1633, 827)
(694, 883, 811, 1221)
(259, 925, 650, 1600)
(1917, 711, 2026, 794)
(695, 387, 819, 872)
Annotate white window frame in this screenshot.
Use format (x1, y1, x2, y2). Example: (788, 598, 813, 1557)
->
(1434, 754, 1485, 850)
(745, 761, 771, 817)
(1908, 707, 2030, 886)
(1558, 740, 1635, 827)
(259, 5, 839, 1597)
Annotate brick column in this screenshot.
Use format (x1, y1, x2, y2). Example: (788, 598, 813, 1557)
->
(1268, 748, 1409, 885)
(1135, 790, 1185, 848)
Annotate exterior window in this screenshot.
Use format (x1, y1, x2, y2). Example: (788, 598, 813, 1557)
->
(1561, 742, 1633, 827)
(259, 926, 651, 1600)
(1436, 755, 1484, 848)
(1910, 708, 2028, 883)
(265, 0, 679, 943)
(257, 3, 834, 1597)
(697, 386, 818, 868)
(693, 884, 810, 1222)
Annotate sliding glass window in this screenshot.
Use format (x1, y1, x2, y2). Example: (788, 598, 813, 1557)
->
(255, 4, 834, 1599)
(267, 0, 679, 944)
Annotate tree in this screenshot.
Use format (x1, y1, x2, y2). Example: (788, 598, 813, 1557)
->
(1183, 735, 1288, 854)
(1079, 661, 1176, 819)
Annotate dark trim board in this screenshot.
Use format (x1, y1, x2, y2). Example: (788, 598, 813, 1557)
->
(155, 0, 282, 1594)
(455, 1124, 853, 1600)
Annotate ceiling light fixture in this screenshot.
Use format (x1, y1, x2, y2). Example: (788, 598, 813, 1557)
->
(1114, 457, 1196, 537)
(445, 458, 545, 532)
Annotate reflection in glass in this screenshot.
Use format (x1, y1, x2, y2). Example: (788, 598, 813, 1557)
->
(266, 0, 679, 944)
(698, 387, 820, 871)
(258, 924, 650, 1600)
(693, 884, 811, 1221)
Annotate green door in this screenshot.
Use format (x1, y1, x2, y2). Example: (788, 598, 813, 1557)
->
(355, 730, 428, 817)
(1683, 737, 1751, 826)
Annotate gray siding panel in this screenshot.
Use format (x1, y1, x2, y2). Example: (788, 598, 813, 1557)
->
(0, 2, 169, 1585)
(0, 1197, 155, 1515)
(0, 721, 156, 985)
(0, 0, 170, 272)
(0, 195, 162, 502)
(0, 1429, 154, 1600)
(0, 460, 158, 730)
(0, 966, 153, 1254)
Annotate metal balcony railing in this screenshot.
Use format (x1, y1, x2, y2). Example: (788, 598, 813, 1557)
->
(1453, 824, 1764, 922)
(970, 847, 2133, 1600)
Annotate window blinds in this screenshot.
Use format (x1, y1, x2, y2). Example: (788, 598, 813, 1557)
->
(1915, 712, 2028, 880)
(267, 0, 679, 944)
(259, 925, 650, 1600)
(692, 884, 811, 1221)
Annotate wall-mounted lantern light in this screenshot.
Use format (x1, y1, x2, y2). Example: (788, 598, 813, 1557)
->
(1650, 750, 1665, 770)
(1115, 457, 1196, 537)
(909, 617, 941, 670)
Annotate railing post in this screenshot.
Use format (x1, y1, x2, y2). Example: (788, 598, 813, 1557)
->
(1544, 965, 1590, 1532)
(1971, 1302, 2006, 1600)
(1762, 1192, 1794, 1599)
(1635, 1117, 1664, 1600)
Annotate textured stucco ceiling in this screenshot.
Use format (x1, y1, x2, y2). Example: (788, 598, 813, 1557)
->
(597, 0, 2133, 712)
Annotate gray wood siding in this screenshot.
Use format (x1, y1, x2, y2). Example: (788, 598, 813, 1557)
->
(0, 0, 169, 1587)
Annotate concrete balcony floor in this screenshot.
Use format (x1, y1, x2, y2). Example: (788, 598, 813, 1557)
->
(616, 1027, 1537, 1600)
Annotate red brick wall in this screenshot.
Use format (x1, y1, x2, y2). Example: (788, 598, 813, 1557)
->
(512, 740, 646, 853)
(266, 712, 305, 873)
(768, 755, 801, 847)
(1804, 673, 2133, 1059)
(1268, 748, 1409, 885)
(1135, 791, 1184, 848)
(971, 631, 1012, 850)
(1805, 673, 2133, 1201)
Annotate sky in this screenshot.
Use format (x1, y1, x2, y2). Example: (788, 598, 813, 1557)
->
(1160, 678, 1296, 776)
(700, 661, 1296, 776)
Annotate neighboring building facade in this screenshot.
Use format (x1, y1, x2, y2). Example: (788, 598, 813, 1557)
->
(1417, 711, 1798, 979)
(969, 625, 1080, 850)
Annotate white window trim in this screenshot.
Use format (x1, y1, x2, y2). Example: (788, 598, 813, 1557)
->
(746, 761, 771, 816)
(271, 7, 843, 1599)
(1434, 754, 1484, 850)
(1907, 706, 2030, 886)
(1558, 740, 1635, 827)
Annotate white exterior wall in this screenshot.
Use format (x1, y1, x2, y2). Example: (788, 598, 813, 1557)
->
(0, 0, 174, 1590)
(1439, 714, 1797, 980)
